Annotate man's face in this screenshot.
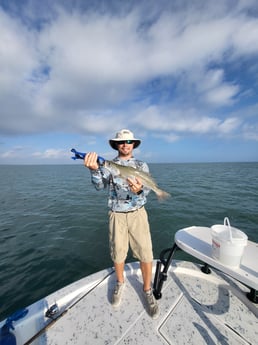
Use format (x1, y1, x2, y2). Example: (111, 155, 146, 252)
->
(116, 140, 134, 157)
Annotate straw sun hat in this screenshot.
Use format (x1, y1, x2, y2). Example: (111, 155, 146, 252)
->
(109, 129, 141, 150)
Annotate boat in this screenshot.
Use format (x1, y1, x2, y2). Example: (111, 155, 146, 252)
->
(0, 225, 257, 345)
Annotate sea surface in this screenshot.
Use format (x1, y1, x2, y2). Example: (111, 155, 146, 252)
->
(0, 162, 258, 321)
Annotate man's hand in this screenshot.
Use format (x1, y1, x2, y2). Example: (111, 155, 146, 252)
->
(84, 152, 99, 170)
(127, 177, 143, 194)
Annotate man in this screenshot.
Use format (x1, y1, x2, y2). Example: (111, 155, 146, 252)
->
(84, 129, 159, 319)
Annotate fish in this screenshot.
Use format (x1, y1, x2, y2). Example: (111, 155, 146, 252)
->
(71, 148, 170, 200)
(104, 160, 171, 201)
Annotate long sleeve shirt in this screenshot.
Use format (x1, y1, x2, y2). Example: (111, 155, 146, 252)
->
(90, 156, 150, 212)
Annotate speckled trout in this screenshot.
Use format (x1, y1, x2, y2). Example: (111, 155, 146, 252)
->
(71, 148, 171, 200)
(104, 160, 170, 201)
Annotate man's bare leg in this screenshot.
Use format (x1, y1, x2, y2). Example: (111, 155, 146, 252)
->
(114, 262, 125, 283)
(140, 261, 152, 291)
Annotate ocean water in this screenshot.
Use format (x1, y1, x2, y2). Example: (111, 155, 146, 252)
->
(0, 162, 258, 321)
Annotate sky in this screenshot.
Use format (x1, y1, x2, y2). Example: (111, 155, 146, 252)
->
(0, 0, 258, 164)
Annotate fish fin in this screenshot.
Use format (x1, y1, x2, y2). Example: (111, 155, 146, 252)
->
(156, 189, 171, 201)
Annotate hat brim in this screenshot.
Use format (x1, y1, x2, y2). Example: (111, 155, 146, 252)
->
(109, 140, 141, 150)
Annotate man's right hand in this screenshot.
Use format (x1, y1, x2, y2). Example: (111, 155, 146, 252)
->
(84, 152, 99, 170)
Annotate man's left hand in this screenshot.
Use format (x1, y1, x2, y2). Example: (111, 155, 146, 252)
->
(127, 177, 143, 194)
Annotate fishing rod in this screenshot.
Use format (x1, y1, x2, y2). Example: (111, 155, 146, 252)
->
(71, 148, 105, 165)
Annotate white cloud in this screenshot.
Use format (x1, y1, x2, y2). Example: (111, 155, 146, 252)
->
(133, 105, 221, 135)
(1, 150, 16, 158)
(0, 0, 258, 144)
(205, 84, 239, 105)
(154, 133, 180, 143)
(218, 117, 242, 134)
(0, 10, 35, 82)
(0, 146, 25, 158)
(32, 148, 69, 159)
(242, 122, 258, 141)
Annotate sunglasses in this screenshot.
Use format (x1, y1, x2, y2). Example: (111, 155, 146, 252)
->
(117, 140, 134, 145)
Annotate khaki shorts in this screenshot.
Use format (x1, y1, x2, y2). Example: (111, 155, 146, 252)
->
(109, 207, 153, 263)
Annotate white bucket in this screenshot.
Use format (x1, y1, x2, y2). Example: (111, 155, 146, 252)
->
(211, 217, 248, 268)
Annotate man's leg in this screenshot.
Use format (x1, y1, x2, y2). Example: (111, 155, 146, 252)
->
(141, 261, 159, 319)
(112, 261, 125, 307)
(140, 261, 152, 291)
(114, 261, 125, 283)
(109, 212, 128, 307)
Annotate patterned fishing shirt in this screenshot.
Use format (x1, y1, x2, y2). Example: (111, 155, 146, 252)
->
(90, 156, 150, 212)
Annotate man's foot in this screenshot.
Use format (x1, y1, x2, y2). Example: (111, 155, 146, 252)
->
(144, 289, 159, 319)
(112, 281, 125, 307)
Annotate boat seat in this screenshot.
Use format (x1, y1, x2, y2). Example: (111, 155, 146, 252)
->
(153, 226, 258, 303)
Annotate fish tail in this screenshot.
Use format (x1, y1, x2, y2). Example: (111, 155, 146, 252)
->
(156, 189, 171, 201)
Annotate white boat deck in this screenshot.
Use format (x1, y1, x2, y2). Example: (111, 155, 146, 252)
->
(1, 260, 258, 345)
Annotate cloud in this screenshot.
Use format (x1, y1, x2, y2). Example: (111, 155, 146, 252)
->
(0, 145, 27, 159)
(133, 105, 220, 134)
(1, 149, 17, 158)
(0, 146, 72, 164)
(32, 148, 70, 159)
(193, 69, 240, 106)
(242, 122, 258, 141)
(153, 132, 180, 143)
(0, 0, 258, 144)
(218, 117, 242, 134)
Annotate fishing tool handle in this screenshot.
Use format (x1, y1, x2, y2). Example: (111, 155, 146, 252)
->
(71, 148, 105, 165)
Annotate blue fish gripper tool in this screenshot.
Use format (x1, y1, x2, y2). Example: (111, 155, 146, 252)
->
(71, 148, 105, 165)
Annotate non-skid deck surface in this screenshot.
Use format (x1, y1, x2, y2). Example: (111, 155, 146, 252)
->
(32, 261, 258, 345)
